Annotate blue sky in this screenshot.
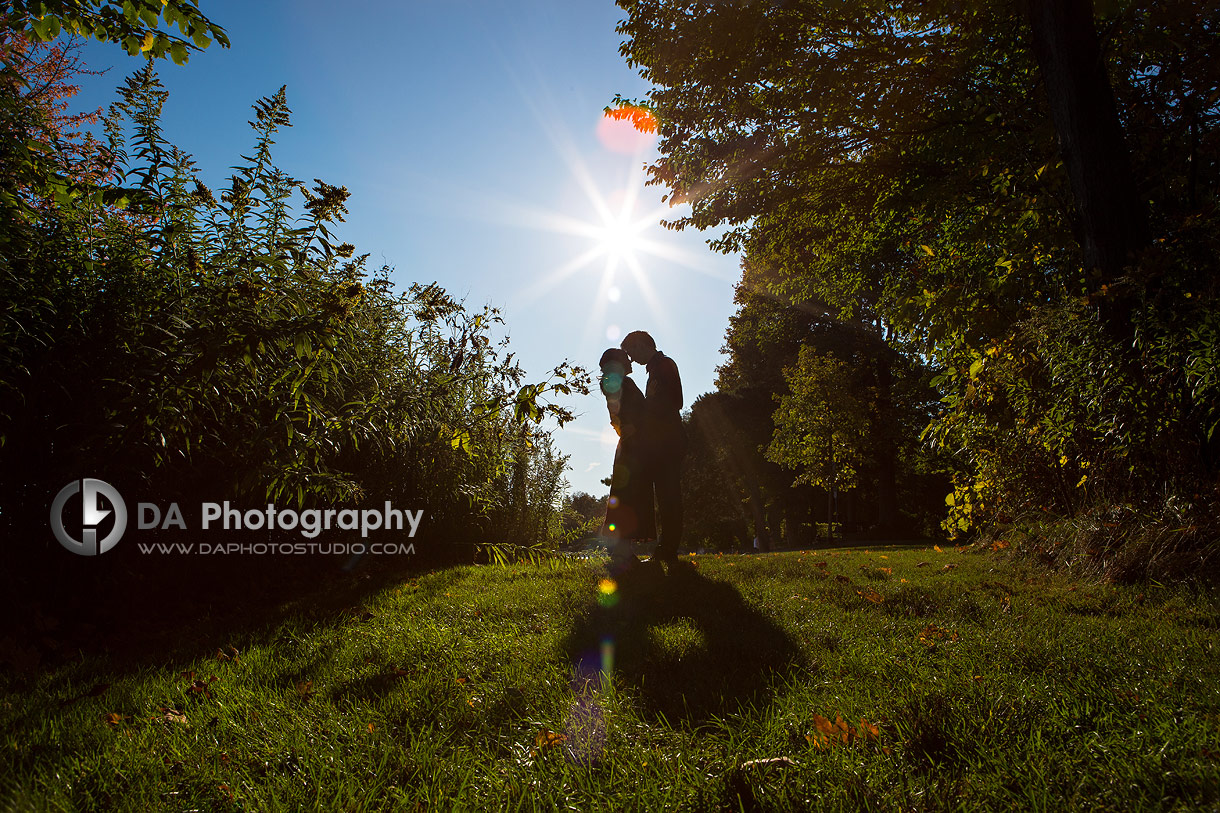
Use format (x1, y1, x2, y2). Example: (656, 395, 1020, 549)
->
(68, 0, 742, 498)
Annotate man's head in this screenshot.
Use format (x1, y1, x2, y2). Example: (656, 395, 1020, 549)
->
(621, 330, 657, 365)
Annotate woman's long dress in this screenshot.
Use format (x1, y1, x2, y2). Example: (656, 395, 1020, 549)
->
(599, 373, 656, 542)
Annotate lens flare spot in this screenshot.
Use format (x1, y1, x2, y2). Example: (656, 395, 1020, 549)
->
(597, 579, 619, 608)
(600, 636, 616, 678)
(607, 286, 621, 303)
(605, 324, 621, 341)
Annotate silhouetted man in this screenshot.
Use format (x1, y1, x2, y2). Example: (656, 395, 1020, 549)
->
(621, 330, 685, 565)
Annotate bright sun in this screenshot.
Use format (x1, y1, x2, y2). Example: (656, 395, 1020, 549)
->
(501, 107, 727, 344)
(594, 210, 646, 266)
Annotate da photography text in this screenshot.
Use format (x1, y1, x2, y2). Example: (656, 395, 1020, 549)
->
(143, 501, 424, 539)
(50, 478, 423, 557)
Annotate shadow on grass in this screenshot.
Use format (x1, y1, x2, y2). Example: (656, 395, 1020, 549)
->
(0, 537, 469, 679)
(563, 562, 804, 725)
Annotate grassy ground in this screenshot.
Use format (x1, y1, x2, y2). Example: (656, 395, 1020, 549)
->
(2, 545, 1218, 811)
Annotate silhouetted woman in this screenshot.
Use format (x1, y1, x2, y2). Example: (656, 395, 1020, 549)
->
(598, 348, 655, 564)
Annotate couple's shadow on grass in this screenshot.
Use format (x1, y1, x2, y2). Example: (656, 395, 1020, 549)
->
(564, 563, 803, 725)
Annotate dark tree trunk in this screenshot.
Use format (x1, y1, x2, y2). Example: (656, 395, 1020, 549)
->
(1023, 0, 1149, 324)
(873, 352, 899, 534)
(748, 488, 770, 551)
(783, 494, 800, 548)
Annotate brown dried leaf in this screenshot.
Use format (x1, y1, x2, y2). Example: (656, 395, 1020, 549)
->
(533, 728, 566, 753)
(162, 708, 188, 725)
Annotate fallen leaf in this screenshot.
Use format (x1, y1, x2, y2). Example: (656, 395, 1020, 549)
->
(161, 708, 188, 725)
(531, 728, 566, 756)
(104, 712, 128, 725)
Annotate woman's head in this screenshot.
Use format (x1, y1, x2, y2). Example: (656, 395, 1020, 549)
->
(599, 347, 631, 375)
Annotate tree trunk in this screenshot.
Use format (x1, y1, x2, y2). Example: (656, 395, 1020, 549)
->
(1023, 0, 1149, 324)
(874, 353, 899, 534)
(747, 486, 770, 551)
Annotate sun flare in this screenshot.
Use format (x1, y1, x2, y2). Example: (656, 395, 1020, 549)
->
(593, 209, 647, 265)
(487, 105, 733, 345)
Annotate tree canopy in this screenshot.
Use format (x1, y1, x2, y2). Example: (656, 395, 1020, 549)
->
(619, 0, 1220, 547)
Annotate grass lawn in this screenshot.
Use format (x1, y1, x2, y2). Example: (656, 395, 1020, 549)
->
(2, 545, 1218, 811)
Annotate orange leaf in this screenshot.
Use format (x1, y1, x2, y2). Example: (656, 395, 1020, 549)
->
(534, 728, 566, 750)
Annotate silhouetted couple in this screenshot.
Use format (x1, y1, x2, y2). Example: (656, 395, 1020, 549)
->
(598, 331, 685, 572)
